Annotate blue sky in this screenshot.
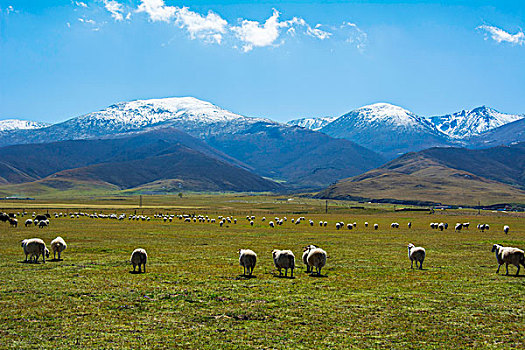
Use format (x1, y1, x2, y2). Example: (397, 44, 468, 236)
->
(1, 0, 524, 123)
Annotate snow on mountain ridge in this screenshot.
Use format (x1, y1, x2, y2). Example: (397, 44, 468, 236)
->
(428, 106, 524, 139)
(0, 119, 50, 131)
(287, 116, 337, 131)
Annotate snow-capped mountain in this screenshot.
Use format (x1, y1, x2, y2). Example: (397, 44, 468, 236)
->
(287, 116, 338, 131)
(428, 106, 523, 139)
(320, 103, 452, 157)
(0, 97, 276, 147)
(0, 119, 50, 132)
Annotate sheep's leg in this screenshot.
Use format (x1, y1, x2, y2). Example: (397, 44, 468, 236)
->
(505, 263, 509, 276)
(284, 268, 288, 277)
(291, 268, 294, 278)
(143, 264, 146, 273)
(516, 264, 520, 276)
(243, 266, 246, 275)
(496, 264, 501, 273)
(419, 261, 423, 270)
(411, 260, 414, 269)
(133, 264, 136, 272)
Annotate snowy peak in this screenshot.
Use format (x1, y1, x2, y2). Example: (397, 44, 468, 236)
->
(350, 103, 426, 127)
(74, 96, 269, 128)
(0, 119, 50, 132)
(287, 116, 338, 131)
(428, 106, 524, 139)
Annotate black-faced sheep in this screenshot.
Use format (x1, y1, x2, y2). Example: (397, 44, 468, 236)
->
(503, 225, 510, 235)
(238, 249, 257, 276)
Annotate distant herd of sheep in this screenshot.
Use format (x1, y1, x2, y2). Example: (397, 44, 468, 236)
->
(3, 211, 524, 276)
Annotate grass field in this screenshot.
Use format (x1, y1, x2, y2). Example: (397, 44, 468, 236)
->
(1, 195, 524, 349)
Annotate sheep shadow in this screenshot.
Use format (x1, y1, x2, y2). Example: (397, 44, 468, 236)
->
(236, 274, 257, 280)
(274, 274, 295, 279)
(502, 274, 525, 278)
(18, 260, 44, 264)
(308, 273, 328, 278)
(129, 270, 146, 274)
(49, 258, 63, 262)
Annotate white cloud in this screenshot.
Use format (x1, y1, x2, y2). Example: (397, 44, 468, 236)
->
(78, 18, 96, 25)
(231, 9, 289, 52)
(136, 0, 176, 22)
(175, 7, 228, 44)
(477, 25, 525, 45)
(341, 22, 367, 51)
(104, 0, 124, 21)
(75, 1, 87, 8)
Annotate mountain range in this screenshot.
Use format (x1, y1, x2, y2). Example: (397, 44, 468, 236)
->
(289, 104, 524, 157)
(0, 97, 523, 202)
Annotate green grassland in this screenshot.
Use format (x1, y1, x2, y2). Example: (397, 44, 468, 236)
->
(1, 195, 524, 349)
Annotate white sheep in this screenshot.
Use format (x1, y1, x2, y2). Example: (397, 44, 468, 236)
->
(455, 223, 463, 232)
(374, 224, 378, 230)
(50, 236, 67, 260)
(347, 223, 353, 230)
(491, 244, 525, 276)
(272, 249, 295, 277)
(269, 221, 275, 228)
(21, 238, 49, 263)
(438, 223, 444, 231)
(302, 245, 316, 273)
(24, 219, 33, 227)
(364, 222, 369, 227)
(38, 220, 49, 228)
(307, 247, 327, 276)
(238, 249, 257, 276)
(503, 225, 510, 235)
(130, 248, 148, 273)
(407, 243, 425, 270)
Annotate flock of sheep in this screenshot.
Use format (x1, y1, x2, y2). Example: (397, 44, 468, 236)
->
(4, 210, 523, 276)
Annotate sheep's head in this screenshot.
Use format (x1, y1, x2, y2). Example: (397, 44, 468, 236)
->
(407, 243, 415, 250)
(491, 244, 500, 253)
(45, 248, 50, 258)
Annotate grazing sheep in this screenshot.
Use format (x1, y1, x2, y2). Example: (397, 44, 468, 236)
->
(269, 221, 275, 228)
(9, 218, 17, 227)
(238, 249, 257, 276)
(307, 248, 327, 276)
(503, 225, 510, 235)
(272, 249, 295, 277)
(250, 221, 254, 226)
(38, 220, 49, 228)
(408, 222, 412, 229)
(374, 224, 378, 230)
(391, 223, 399, 229)
(130, 248, 148, 273)
(455, 223, 463, 232)
(50, 236, 67, 260)
(463, 222, 470, 229)
(438, 223, 444, 231)
(491, 244, 525, 276)
(335, 222, 341, 230)
(347, 223, 353, 230)
(407, 243, 425, 270)
(24, 219, 33, 227)
(21, 238, 49, 263)
(364, 222, 368, 227)
(302, 245, 316, 273)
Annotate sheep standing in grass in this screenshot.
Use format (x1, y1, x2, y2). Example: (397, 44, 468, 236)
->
(25, 219, 33, 227)
(9, 218, 17, 227)
(374, 224, 378, 230)
(408, 222, 412, 229)
(307, 248, 327, 276)
(272, 249, 295, 277)
(50, 236, 67, 260)
(238, 249, 257, 276)
(21, 238, 49, 263)
(455, 223, 463, 232)
(491, 244, 525, 276)
(503, 225, 510, 235)
(269, 221, 275, 228)
(38, 220, 49, 228)
(130, 248, 148, 273)
(302, 245, 316, 273)
(407, 243, 425, 270)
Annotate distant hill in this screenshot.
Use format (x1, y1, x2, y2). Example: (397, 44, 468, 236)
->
(317, 143, 525, 206)
(0, 128, 280, 193)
